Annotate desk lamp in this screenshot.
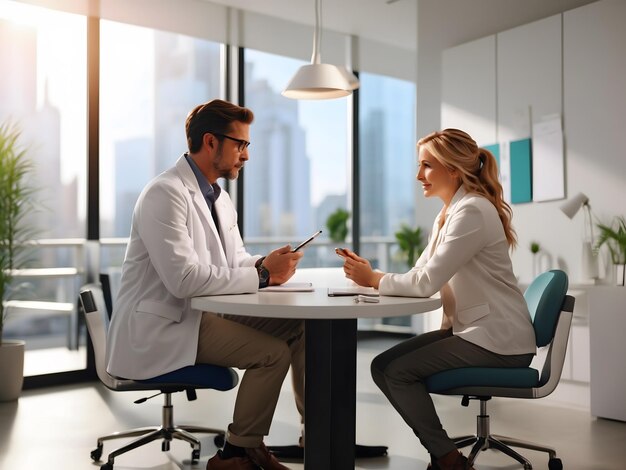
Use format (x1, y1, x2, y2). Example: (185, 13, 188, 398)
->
(560, 192, 599, 281)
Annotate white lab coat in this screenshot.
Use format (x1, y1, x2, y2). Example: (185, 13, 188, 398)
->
(379, 187, 536, 356)
(106, 155, 261, 380)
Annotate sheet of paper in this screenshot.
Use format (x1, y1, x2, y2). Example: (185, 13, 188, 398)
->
(532, 114, 565, 202)
(260, 282, 314, 292)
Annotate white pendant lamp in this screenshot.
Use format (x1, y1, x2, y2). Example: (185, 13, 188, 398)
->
(282, 0, 354, 100)
(337, 65, 360, 90)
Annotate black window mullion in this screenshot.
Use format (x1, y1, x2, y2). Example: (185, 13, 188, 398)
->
(236, 47, 246, 236)
(87, 14, 100, 241)
(351, 72, 360, 254)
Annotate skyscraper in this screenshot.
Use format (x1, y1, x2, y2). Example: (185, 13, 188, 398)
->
(114, 137, 153, 237)
(153, 33, 221, 174)
(244, 66, 312, 238)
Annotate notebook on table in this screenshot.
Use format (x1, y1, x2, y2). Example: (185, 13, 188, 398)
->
(327, 286, 379, 297)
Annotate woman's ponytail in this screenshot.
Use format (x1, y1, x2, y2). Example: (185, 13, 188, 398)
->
(476, 148, 517, 248)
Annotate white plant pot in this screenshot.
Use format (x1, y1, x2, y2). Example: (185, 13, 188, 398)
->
(582, 241, 599, 281)
(0, 340, 25, 401)
(616, 264, 626, 286)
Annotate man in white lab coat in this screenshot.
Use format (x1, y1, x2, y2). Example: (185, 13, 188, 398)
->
(107, 99, 303, 470)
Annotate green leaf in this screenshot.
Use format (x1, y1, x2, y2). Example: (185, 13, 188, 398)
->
(394, 224, 425, 267)
(326, 208, 350, 243)
(595, 216, 626, 264)
(1, 120, 40, 341)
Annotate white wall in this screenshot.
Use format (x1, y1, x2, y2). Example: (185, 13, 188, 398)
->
(415, 0, 599, 239)
(498, 14, 566, 283)
(561, 0, 626, 281)
(416, 0, 598, 138)
(432, 0, 626, 284)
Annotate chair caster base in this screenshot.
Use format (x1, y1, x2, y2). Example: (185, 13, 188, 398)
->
(548, 457, 563, 470)
(214, 433, 225, 448)
(91, 445, 103, 462)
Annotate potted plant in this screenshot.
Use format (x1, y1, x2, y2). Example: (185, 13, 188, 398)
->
(0, 121, 37, 401)
(595, 216, 626, 286)
(395, 224, 425, 268)
(326, 208, 350, 243)
(530, 241, 541, 278)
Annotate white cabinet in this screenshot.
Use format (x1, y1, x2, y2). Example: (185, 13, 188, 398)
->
(570, 323, 591, 382)
(560, 288, 590, 383)
(589, 287, 626, 421)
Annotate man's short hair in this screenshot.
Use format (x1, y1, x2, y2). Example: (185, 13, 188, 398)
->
(185, 99, 254, 153)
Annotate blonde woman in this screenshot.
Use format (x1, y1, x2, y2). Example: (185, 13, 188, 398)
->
(338, 129, 535, 470)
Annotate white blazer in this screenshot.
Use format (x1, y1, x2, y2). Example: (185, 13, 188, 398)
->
(379, 188, 536, 356)
(106, 156, 261, 380)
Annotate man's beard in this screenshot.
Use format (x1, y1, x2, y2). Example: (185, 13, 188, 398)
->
(212, 143, 241, 180)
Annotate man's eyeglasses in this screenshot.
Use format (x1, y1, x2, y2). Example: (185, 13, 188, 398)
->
(212, 133, 251, 153)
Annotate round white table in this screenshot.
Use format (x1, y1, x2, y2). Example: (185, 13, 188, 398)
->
(191, 268, 441, 470)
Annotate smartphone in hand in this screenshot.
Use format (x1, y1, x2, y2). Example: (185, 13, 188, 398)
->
(292, 230, 322, 252)
(335, 247, 349, 257)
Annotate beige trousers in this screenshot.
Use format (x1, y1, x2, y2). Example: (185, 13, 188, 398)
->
(196, 312, 304, 448)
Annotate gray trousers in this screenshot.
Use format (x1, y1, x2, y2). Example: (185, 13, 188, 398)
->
(196, 312, 304, 448)
(371, 328, 533, 458)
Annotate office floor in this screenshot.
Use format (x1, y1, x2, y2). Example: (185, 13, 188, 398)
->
(2, 334, 625, 470)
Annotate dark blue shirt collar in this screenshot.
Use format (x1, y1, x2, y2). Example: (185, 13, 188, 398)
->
(184, 153, 221, 209)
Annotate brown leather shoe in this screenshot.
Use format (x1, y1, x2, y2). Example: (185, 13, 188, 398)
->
(206, 450, 261, 470)
(435, 449, 475, 470)
(245, 443, 290, 470)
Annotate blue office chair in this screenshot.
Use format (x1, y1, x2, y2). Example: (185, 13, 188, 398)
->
(425, 270, 574, 470)
(79, 285, 239, 470)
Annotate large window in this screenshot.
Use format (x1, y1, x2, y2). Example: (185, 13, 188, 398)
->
(100, 21, 222, 240)
(0, 1, 87, 376)
(359, 72, 417, 273)
(359, 72, 417, 328)
(243, 49, 350, 267)
(99, 21, 223, 297)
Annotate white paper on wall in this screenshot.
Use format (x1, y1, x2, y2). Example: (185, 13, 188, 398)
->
(532, 114, 565, 202)
(499, 142, 511, 204)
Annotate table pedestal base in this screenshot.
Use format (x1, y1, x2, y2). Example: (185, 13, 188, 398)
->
(304, 318, 357, 469)
(268, 443, 388, 461)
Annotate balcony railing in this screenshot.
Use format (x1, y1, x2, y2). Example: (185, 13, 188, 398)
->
(3, 236, 416, 355)
(3, 238, 87, 351)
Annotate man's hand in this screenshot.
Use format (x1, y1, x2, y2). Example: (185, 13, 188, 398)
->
(263, 245, 304, 285)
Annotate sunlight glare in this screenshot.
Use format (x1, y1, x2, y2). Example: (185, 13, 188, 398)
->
(1, 0, 62, 27)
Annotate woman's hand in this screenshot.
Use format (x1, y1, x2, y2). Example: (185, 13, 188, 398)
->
(337, 248, 385, 288)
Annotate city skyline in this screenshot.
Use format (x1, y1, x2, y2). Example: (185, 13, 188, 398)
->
(1, 5, 417, 245)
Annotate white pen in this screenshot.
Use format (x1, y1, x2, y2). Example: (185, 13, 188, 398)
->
(354, 294, 380, 303)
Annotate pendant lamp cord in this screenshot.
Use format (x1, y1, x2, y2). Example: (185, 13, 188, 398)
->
(311, 0, 322, 64)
